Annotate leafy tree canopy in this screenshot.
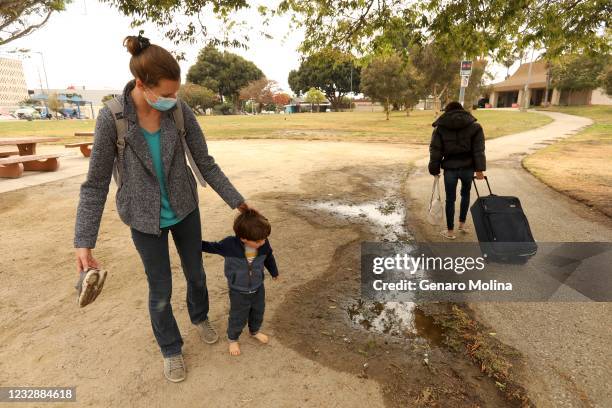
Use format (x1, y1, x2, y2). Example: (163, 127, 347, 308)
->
(304, 87, 326, 104)
(288, 49, 360, 111)
(551, 53, 611, 91)
(178, 83, 217, 114)
(361, 53, 420, 120)
(275, 0, 611, 62)
(0, 0, 69, 45)
(186, 44, 264, 107)
(101, 0, 251, 50)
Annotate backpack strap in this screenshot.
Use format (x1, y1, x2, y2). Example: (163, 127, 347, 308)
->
(103, 97, 126, 188)
(173, 101, 207, 187)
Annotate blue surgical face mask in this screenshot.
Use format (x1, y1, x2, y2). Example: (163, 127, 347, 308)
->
(144, 87, 177, 111)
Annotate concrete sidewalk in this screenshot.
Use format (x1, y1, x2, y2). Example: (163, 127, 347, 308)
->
(407, 110, 612, 407)
(0, 145, 90, 194)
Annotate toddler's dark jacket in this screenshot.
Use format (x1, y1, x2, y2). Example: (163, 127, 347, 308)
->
(202, 236, 278, 293)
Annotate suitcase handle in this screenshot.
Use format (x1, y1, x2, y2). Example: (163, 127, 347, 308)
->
(472, 175, 492, 197)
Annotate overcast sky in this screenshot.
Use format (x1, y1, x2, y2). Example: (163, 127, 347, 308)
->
(1, 0, 514, 94)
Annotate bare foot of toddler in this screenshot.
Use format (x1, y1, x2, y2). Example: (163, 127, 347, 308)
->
(250, 332, 269, 344)
(229, 341, 241, 356)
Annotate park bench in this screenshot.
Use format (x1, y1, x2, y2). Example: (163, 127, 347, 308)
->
(74, 132, 94, 136)
(0, 152, 75, 178)
(65, 141, 93, 157)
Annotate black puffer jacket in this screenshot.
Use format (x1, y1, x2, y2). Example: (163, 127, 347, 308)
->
(428, 109, 486, 175)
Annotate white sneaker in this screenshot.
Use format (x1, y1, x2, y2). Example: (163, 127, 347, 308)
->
(440, 230, 457, 240)
(75, 268, 107, 308)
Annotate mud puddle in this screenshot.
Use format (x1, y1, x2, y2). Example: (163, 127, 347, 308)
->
(305, 173, 439, 346)
(268, 164, 514, 407)
(346, 300, 443, 347)
(307, 199, 406, 241)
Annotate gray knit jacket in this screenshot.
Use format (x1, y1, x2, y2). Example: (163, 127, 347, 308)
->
(73, 80, 245, 248)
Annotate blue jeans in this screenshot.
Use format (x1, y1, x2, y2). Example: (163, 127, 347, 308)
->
(443, 168, 474, 231)
(130, 208, 209, 357)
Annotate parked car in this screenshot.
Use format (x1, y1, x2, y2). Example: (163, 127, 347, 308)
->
(477, 97, 489, 108)
(14, 107, 41, 119)
(35, 107, 51, 118)
(0, 113, 18, 121)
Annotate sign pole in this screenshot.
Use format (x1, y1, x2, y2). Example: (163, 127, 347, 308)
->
(459, 84, 466, 106)
(459, 58, 472, 107)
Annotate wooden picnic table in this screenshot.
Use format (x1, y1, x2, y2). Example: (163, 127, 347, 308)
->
(0, 152, 75, 178)
(65, 141, 94, 157)
(0, 137, 68, 178)
(0, 137, 61, 156)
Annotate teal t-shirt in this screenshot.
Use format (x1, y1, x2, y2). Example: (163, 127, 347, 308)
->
(141, 128, 180, 228)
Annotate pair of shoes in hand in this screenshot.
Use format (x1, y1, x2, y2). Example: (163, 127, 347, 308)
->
(75, 267, 107, 308)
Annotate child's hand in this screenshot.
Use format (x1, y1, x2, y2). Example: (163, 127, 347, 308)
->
(272, 276, 279, 282)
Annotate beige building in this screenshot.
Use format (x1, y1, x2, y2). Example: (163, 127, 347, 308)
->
(490, 60, 612, 108)
(0, 58, 28, 108)
(353, 99, 384, 112)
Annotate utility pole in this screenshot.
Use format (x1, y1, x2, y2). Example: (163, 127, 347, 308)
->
(8, 48, 50, 94)
(36, 51, 50, 95)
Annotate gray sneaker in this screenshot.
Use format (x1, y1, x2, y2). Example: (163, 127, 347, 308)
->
(163, 353, 186, 383)
(196, 319, 219, 344)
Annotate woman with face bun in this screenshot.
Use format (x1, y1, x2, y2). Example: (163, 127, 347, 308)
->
(73, 34, 251, 382)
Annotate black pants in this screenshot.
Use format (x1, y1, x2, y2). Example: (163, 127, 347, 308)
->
(443, 168, 474, 231)
(227, 284, 265, 341)
(130, 208, 209, 357)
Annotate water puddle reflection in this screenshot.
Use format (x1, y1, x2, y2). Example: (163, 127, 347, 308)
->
(347, 299, 443, 346)
(308, 199, 409, 241)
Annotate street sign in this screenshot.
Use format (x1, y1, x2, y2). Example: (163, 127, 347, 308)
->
(459, 59, 473, 107)
(460, 60, 472, 76)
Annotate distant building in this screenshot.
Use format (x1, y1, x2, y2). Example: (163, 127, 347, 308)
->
(0, 58, 28, 108)
(353, 98, 383, 112)
(490, 60, 612, 108)
(32, 85, 121, 118)
(284, 96, 331, 113)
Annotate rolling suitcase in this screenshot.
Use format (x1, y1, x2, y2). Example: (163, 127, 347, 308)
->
(470, 176, 537, 263)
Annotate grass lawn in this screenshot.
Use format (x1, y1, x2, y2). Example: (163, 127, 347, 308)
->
(0, 109, 551, 145)
(524, 105, 612, 217)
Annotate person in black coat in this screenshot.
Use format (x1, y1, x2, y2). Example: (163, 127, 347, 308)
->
(429, 101, 486, 239)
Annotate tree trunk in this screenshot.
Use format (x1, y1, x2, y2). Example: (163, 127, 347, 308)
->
(385, 97, 390, 120)
(543, 62, 551, 106)
(233, 93, 241, 113)
(432, 85, 447, 118)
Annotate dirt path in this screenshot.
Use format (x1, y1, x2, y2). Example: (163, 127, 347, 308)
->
(2, 111, 609, 407)
(1, 140, 433, 408)
(407, 111, 612, 408)
(267, 163, 523, 407)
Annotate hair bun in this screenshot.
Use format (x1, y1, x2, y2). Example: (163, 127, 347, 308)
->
(123, 33, 151, 56)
